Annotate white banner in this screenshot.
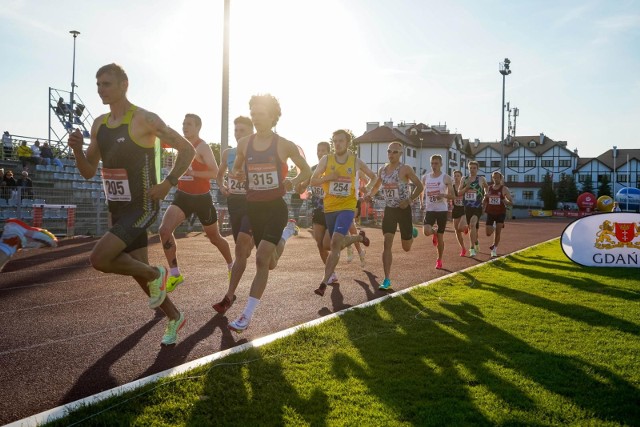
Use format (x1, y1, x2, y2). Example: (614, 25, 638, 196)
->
(561, 213, 640, 267)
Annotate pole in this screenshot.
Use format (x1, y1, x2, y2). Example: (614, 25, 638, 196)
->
(500, 74, 506, 176)
(69, 30, 80, 134)
(613, 146, 617, 196)
(221, 0, 230, 153)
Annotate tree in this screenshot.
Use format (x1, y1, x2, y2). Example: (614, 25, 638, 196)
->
(556, 173, 579, 202)
(597, 174, 612, 197)
(538, 172, 557, 210)
(581, 175, 594, 194)
(566, 175, 579, 202)
(208, 142, 221, 164)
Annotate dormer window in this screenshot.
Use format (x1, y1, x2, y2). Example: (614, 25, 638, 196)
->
(529, 141, 536, 148)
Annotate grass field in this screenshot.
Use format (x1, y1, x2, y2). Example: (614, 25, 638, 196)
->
(48, 240, 640, 426)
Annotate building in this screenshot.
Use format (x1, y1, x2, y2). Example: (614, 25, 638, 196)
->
(576, 148, 640, 196)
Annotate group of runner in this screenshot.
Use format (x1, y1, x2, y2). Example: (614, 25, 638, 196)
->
(0, 63, 513, 346)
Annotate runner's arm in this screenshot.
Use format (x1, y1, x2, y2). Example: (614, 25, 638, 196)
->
(189, 141, 218, 180)
(216, 149, 230, 196)
(309, 155, 329, 186)
(68, 118, 102, 180)
(357, 159, 378, 195)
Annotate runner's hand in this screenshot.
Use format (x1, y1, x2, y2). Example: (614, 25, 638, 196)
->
(68, 129, 84, 151)
(149, 180, 171, 201)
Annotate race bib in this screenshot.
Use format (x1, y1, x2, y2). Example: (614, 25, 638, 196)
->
(228, 176, 247, 194)
(454, 197, 464, 206)
(465, 191, 477, 202)
(489, 196, 501, 205)
(310, 186, 325, 199)
(382, 183, 399, 203)
(102, 168, 132, 202)
(427, 190, 440, 204)
(247, 163, 279, 191)
(329, 177, 352, 197)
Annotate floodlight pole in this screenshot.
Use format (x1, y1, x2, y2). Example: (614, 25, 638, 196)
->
(499, 58, 511, 176)
(69, 31, 80, 131)
(221, 0, 230, 153)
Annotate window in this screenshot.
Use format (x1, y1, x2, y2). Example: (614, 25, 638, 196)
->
(618, 175, 628, 182)
(525, 160, 536, 167)
(597, 174, 606, 183)
(507, 175, 518, 182)
(578, 174, 589, 182)
(525, 174, 536, 182)
(451, 152, 457, 161)
(478, 161, 486, 168)
(406, 148, 411, 156)
(523, 191, 534, 200)
(559, 159, 571, 167)
(491, 160, 501, 168)
(541, 160, 553, 167)
(412, 149, 416, 158)
(507, 160, 518, 167)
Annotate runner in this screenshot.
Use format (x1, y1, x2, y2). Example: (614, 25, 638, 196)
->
(346, 176, 366, 267)
(227, 94, 311, 332)
(451, 170, 469, 256)
(483, 171, 513, 257)
(310, 129, 377, 296)
(158, 114, 233, 292)
(459, 160, 488, 257)
(0, 218, 57, 272)
(68, 63, 195, 346)
(421, 154, 455, 269)
(212, 116, 255, 314)
(368, 142, 423, 289)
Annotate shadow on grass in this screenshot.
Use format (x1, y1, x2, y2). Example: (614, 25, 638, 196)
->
(332, 293, 639, 425)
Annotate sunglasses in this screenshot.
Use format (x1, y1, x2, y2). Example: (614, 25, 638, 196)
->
(387, 150, 400, 154)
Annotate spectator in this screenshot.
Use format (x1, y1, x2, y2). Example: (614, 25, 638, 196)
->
(56, 97, 70, 115)
(17, 140, 34, 170)
(2, 170, 17, 201)
(16, 171, 34, 200)
(31, 140, 44, 165)
(2, 131, 12, 160)
(40, 142, 63, 168)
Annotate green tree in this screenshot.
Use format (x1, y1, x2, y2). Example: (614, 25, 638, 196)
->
(581, 175, 594, 194)
(566, 175, 579, 202)
(538, 172, 557, 210)
(556, 173, 569, 202)
(597, 174, 612, 197)
(209, 142, 221, 164)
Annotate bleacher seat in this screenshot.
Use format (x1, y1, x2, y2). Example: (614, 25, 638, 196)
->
(0, 199, 7, 207)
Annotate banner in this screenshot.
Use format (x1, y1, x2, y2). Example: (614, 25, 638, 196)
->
(561, 213, 640, 267)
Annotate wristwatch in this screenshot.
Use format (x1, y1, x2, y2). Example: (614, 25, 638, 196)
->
(166, 174, 179, 186)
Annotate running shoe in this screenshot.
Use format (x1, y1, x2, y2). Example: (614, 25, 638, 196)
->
(166, 274, 184, 293)
(435, 259, 443, 269)
(346, 246, 354, 263)
(491, 248, 498, 258)
(464, 226, 469, 235)
(212, 295, 237, 314)
(314, 282, 327, 296)
(327, 272, 339, 284)
(358, 230, 370, 247)
(412, 227, 419, 238)
(229, 314, 250, 333)
(161, 312, 186, 346)
(469, 248, 477, 257)
(460, 248, 467, 257)
(432, 233, 438, 246)
(359, 249, 366, 268)
(294, 225, 300, 236)
(2, 218, 58, 248)
(148, 266, 168, 309)
(379, 278, 392, 290)
(489, 244, 495, 250)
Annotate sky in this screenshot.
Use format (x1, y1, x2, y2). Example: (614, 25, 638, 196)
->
(1, 0, 639, 161)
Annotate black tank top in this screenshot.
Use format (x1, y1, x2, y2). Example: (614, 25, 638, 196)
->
(244, 134, 287, 202)
(97, 105, 158, 213)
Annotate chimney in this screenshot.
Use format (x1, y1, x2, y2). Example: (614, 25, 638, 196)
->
(384, 120, 394, 128)
(366, 122, 380, 132)
(540, 132, 545, 145)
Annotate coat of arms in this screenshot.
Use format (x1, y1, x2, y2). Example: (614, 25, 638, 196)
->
(594, 220, 640, 249)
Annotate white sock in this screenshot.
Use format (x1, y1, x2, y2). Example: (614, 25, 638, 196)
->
(242, 296, 260, 319)
(227, 261, 234, 271)
(281, 226, 295, 242)
(0, 242, 16, 257)
(170, 267, 180, 277)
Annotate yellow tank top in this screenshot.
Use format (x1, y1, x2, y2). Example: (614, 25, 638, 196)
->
(322, 154, 357, 213)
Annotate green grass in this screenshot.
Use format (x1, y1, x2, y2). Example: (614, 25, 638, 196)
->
(47, 240, 640, 426)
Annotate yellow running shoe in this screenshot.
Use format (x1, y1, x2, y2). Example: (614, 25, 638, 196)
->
(166, 274, 184, 293)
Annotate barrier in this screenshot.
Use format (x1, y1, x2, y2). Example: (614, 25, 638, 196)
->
(33, 204, 76, 236)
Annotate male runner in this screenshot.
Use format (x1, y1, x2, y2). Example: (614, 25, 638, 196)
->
(451, 170, 469, 257)
(421, 155, 455, 269)
(459, 161, 488, 257)
(483, 171, 513, 257)
(368, 142, 423, 289)
(158, 114, 233, 292)
(212, 115, 255, 314)
(311, 129, 377, 296)
(68, 63, 195, 346)
(227, 94, 311, 332)
(0, 218, 57, 272)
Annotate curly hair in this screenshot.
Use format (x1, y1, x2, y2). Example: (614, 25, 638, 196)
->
(249, 94, 282, 127)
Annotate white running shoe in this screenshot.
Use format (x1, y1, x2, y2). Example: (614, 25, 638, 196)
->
(491, 248, 498, 257)
(229, 314, 250, 333)
(327, 272, 339, 284)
